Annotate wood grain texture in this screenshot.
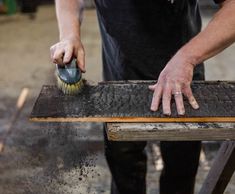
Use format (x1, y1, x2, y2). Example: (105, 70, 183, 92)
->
(199, 141, 235, 194)
(106, 123, 235, 141)
(30, 81, 235, 123)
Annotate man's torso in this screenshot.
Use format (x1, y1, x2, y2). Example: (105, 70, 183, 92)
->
(95, 0, 204, 80)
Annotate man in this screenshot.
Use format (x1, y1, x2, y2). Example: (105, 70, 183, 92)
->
(50, 0, 235, 193)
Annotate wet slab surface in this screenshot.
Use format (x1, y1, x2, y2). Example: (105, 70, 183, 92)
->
(30, 82, 235, 122)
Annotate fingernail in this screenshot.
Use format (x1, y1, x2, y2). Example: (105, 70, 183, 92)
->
(190, 98, 199, 109)
(179, 111, 185, 115)
(63, 59, 68, 64)
(194, 103, 199, 109)
(191, 101, 199, 109)
(179, 108, 185, 115)
(164, 112, 171, 116)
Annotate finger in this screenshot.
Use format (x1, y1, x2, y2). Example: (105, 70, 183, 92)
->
(173, 83, 185, 115)
(53, 48, 65, 65)
(149, 85, 155, 91)
(63, 46, 73, 64)
(76, 48, 86, 73)
(162, 86, 172, 115)
(183, 87, 199, 109)
(174, 92, 185, 115)
(50, 46, 55, 60)
(150, 85, 163, 111)
(149, 84, 157, 91)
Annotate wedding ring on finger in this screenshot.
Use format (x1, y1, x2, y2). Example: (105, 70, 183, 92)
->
(173, 91, 182, 97)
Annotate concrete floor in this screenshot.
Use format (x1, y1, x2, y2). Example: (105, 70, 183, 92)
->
(0, 4, 235, 194)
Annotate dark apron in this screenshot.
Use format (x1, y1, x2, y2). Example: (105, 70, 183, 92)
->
(95, 0, 205, 81)
(95, 1, 204, 193)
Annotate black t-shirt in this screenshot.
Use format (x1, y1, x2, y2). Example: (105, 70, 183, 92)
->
(94, 0, 222, 81)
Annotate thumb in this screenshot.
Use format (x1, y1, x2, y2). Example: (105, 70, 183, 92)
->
(148, 85, 156, 91)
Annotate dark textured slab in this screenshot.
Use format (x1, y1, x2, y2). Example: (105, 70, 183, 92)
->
(30, 81, 235, 122)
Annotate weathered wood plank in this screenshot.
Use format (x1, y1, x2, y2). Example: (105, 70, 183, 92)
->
(199, 141, 235, 194)
(106, 123, 235, 141)
(30, 81, 235, 123)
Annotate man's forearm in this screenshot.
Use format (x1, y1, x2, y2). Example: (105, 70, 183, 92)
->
(55, 0, 84, 40)
(179, 0, 235, 65)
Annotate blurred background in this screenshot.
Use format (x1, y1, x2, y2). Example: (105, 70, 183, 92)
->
(0, 1, 235, 194)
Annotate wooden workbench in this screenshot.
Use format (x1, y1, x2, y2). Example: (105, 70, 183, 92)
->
(30, 80, 235, 194)
(106, 122, 235, 194)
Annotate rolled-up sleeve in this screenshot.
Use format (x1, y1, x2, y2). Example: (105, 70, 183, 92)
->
(214, 0, 226, 4)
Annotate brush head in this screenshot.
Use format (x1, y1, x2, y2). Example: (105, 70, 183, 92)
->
(56, 59, 84, 95)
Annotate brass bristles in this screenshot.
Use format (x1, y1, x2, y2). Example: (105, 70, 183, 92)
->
(56, 76, 84, 95)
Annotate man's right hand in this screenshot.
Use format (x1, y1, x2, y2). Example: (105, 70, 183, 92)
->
(50, 36, 86, 73)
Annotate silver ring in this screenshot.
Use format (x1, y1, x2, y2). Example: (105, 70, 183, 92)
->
(174, 91, 182, 96)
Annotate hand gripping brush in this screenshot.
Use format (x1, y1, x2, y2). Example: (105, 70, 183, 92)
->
(56, 59, 84, 95)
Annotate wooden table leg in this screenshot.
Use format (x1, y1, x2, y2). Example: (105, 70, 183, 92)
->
(199, 141, 235, 194)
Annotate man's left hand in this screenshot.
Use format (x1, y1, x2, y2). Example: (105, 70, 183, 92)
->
(149, 51, 199, 115)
